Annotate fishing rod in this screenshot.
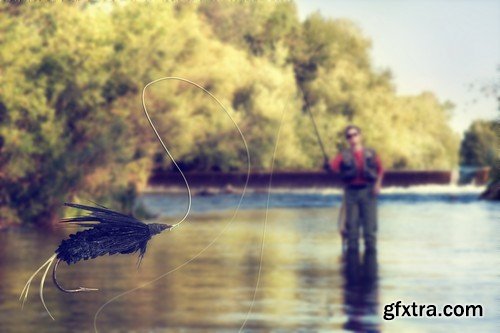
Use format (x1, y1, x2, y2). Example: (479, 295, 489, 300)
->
(303, 97, 329, 167)
(303, 94, 347, 251)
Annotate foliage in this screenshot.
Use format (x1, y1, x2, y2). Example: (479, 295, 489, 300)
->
(0, 1, 461, 225)
(460, 120, 498, 167)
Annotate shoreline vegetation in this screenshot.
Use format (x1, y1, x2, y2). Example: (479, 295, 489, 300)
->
(480, 182, 500, 200)
(0, 2, 495, 227)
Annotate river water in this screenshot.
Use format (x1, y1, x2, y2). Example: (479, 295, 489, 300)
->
(0, 185, 498, 332)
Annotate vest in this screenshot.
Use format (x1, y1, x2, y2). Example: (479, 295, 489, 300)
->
(340, 148, 378, 182)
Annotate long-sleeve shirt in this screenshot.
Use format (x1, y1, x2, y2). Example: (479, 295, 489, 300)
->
(330, 148, 384, 185)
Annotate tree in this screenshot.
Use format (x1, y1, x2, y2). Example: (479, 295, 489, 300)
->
(0, 1, 463, 226)
(460, 120, 498, 167)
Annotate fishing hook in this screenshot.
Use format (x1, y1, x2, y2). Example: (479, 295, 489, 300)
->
(52, 258, 99, 293)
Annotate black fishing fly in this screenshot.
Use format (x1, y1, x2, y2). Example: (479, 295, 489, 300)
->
(57, 203, 170, 268)
(19, 202, 172, 320)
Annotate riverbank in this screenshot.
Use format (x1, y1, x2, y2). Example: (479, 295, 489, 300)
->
(480, 181, 500, 200)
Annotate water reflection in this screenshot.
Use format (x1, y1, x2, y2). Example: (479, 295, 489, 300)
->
(342, 249, 379, 332)
(0, 193, 498, 332)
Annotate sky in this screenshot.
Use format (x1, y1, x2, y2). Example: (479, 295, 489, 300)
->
(295, 0, 499, 134)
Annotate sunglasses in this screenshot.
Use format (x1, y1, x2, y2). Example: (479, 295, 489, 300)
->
(346, 132, 359, 139)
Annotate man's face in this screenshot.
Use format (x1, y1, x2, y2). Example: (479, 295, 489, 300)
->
(346, 129, 361, 147)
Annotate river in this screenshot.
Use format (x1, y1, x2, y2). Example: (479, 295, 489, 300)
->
(0, 185, 498, 332)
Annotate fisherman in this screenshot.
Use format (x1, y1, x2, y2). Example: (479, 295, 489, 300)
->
(326, 125, 384, 253)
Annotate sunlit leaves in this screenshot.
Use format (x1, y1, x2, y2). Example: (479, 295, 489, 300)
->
(0, 1, 461, 225)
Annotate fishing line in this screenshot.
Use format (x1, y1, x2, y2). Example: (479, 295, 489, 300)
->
(239, 104, 287, 332)
(93, 77, 251, 332)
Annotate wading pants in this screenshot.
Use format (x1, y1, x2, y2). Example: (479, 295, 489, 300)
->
(344, 184, 377, 251)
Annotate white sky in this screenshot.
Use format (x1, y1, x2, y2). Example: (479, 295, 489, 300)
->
(295, 0, 499, 134)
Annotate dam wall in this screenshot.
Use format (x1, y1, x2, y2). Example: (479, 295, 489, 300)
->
(147, 170, 454, 192)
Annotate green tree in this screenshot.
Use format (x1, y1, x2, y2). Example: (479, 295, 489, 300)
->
(0, 1, 463, 226)
(460, 120, 498, 167)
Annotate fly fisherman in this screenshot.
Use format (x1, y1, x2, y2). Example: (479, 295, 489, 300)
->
(326, 125, 384, 253)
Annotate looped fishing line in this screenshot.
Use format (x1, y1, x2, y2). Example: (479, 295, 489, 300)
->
(93, 77, 251, 332)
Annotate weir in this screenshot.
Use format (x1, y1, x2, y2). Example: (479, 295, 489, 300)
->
(147, 170, 456, 193)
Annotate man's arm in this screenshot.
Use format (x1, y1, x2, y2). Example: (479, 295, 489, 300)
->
(325, 154, 342, 173)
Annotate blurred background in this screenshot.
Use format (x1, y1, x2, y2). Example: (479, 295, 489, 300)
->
(0, 1, 498, 332)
